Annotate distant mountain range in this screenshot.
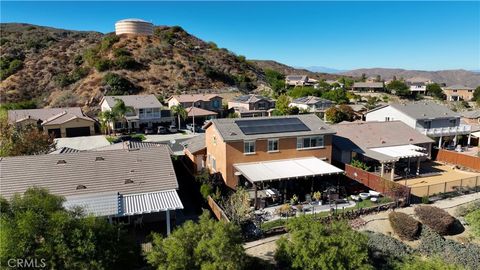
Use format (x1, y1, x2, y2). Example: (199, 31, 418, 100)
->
(341, 68, 480, 87)
(300, 66, 347, 74)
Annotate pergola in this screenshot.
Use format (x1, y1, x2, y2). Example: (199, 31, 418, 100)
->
(233, 157, 344, 208)
(364, 144, 428, 181)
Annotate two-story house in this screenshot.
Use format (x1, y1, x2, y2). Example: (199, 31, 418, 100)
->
(167, 94, 223, 112)
(227, 94, 276, 117)
(201, 115, 343, 206)
(289, 96, 335, 116)
(8, 107, 95, 138)
(100, 95, 172, 132)
(405, 77, 432, 95)
(285, 75, 318, 87)
(443, 85, 475, 101)
(365, 102, 472, 147)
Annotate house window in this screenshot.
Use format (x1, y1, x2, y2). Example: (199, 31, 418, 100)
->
(453, 90, 457, 92)
(268, 139, 279, 152)
(211, 157, 216, 171)
(244, 141, 256, 154)
(212, 100, 220, 108)
(449, 119, 457, 126)
(297, 136, 324, 149)
(139, 109, 145, 117)
(468, 90, 473, 92)
(212, 136, 217, 146)
(385, 117, 391, 121)
(424, 120, 432, 129)
(146, 108, 153, 118)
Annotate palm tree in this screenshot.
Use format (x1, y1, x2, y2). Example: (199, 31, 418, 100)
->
(98, 110, 115, 135)
(111, 98, 134, 132)
(171, 104, 187, 129)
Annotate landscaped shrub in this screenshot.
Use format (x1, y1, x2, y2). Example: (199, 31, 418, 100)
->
(366, 231, 412, 260)
(414, 205, 455, 235)
(455, 200, 480, 217)
(418, 227, 480, 270)
(389, 212, 421, 240)
(102, 73, 138, 95)
(200, 183, 213, 200)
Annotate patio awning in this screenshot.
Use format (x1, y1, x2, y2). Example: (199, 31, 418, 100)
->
(120, 190, 184, 216)
(234, 157, 343, 183)
(471, 131, 480, 138)
(64, 192, 120, 217)
(368, 144, 427, 163)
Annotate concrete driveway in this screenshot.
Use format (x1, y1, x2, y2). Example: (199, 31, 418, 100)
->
(55, 135, 110, 150)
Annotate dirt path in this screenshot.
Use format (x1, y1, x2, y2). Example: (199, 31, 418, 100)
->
(244, 192, 480, 261)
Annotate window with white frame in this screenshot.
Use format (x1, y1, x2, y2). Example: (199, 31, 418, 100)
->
(268, 139, 279, 152)
(211, 157, 216, 171)
(244, 141, 256, 154)
(297, 136, 324, 149)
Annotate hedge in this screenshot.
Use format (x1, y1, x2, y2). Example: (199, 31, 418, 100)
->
(389, 212, 421, 240)
(414, 205, 455, 235)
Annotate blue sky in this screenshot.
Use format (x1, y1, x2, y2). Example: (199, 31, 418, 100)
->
(2, 1, 479, 71)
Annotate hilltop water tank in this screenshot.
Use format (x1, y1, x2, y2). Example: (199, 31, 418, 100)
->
(115, 19, 153, 35)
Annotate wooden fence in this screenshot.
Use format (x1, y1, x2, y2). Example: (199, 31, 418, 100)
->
(435, 149, 480, 171)
(344, 164, 411, 201)
(207, 196, 230, 222)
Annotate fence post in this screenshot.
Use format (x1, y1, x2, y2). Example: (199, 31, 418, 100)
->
(444, 181, 447, 193)
(427, 185, 430, 197)
(461, 178, 463, 188)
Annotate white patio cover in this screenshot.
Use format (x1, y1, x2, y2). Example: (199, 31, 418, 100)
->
(234, 157, 343, 183)
(64, 192, 119, 217)
(121, 190, 184, 216)
(471, 131, 480, 138)
(369, 144, 427, 160)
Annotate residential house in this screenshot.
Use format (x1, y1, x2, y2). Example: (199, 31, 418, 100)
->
(443, 85, 475, 101)
(405, 77, 432, 95)
(324, 80, 344, 89)
(352, 82, 385, 92)
(0, 146, 183, 234)
(100, 95, 173, 132)
(365, 102, 472, 147)
(462, 110, 480, 146)
(201, 115, 343, 206)
(285, 75, 318, 87)
(181, 134, 206, 173)
(333, 121, 434, 180)
(8, 107, 95, 138)
(289, 96, 335, 118)
(227, 94, 275, 118)
(167, 94, 223, 112)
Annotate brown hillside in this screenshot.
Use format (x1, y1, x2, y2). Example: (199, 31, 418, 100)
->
(0, 23, 265, 109)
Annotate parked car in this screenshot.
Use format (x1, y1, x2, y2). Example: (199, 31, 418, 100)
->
(144, 127, 155, 134)
(157, 126, 167, 134)
(168, 125, 178, 133)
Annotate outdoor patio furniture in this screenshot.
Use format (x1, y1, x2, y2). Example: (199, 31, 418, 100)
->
(370, 197, 378, 202)
(359, 193, 370, 200)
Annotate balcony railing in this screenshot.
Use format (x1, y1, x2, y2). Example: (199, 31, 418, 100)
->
(417, 124, 471, 136)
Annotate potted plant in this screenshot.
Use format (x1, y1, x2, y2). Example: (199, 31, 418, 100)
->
(290, 194, 298, 206)
(313, 191, 322, 205)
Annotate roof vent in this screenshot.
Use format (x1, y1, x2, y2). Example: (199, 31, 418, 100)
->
(95, 157, 104, 161)
(319, 126, 325, 130)
(381, 140, 386, 144)
(76, 185, 86, 190)
(230, 132, 237, 136)
(124, 179, 134, 184)
(57, 160, 67, 164)
(423, 113, 426, 116)
(409, 138, 414, 141)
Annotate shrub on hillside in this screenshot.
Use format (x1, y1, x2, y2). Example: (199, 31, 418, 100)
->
(418, 227, 480, 270)
(414, 205, 455, 235)
(455, 200, 480, 217)
(366, 231, 412, 260)
(389, 212, 421, 240)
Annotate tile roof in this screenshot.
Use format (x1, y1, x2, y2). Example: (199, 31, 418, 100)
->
(286, 75, 307, 81)
(206, 114, 334, 142)
(333, 121, 434, 161)
(231, 94, 274, 104)
(42, 111, 94, 125)
(49, 147, 82, 154)
(0, 146, 178, 200)
(444, 85, 475, 90)
(181, 134, 206, 154)
(92, 141, 171, 152)
(462, 110, 480, 119)
(388, 102, 459, 119)
(353, 82, 384, 88)
(103, 95, 162, 109)
(186, 106, 218, 117)
(168, 94, 221, 103)
(7, 107, 88, 124)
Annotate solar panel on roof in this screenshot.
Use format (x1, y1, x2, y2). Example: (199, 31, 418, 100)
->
(236, 118, 311, 135)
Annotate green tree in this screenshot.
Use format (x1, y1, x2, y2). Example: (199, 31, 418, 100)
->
(147, 211, 246, 270)
(0, 188, 139, 269)
(365, 96, 380, 110)
(171, 104, 187, 128)
(387, 80, 410, 97)
(322, 89, 349, 104)
(220, 188, 252, 225)
(0, 115, 55, 157)
(275, 94, 291, 115)
(426, 83, 445, 99)
(275, 217, 372, 270)
(473, 86, 480, 105)
(103, 73, 137, 95)
(394, 256, 464, 270)
(325, 107, 344, 123)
